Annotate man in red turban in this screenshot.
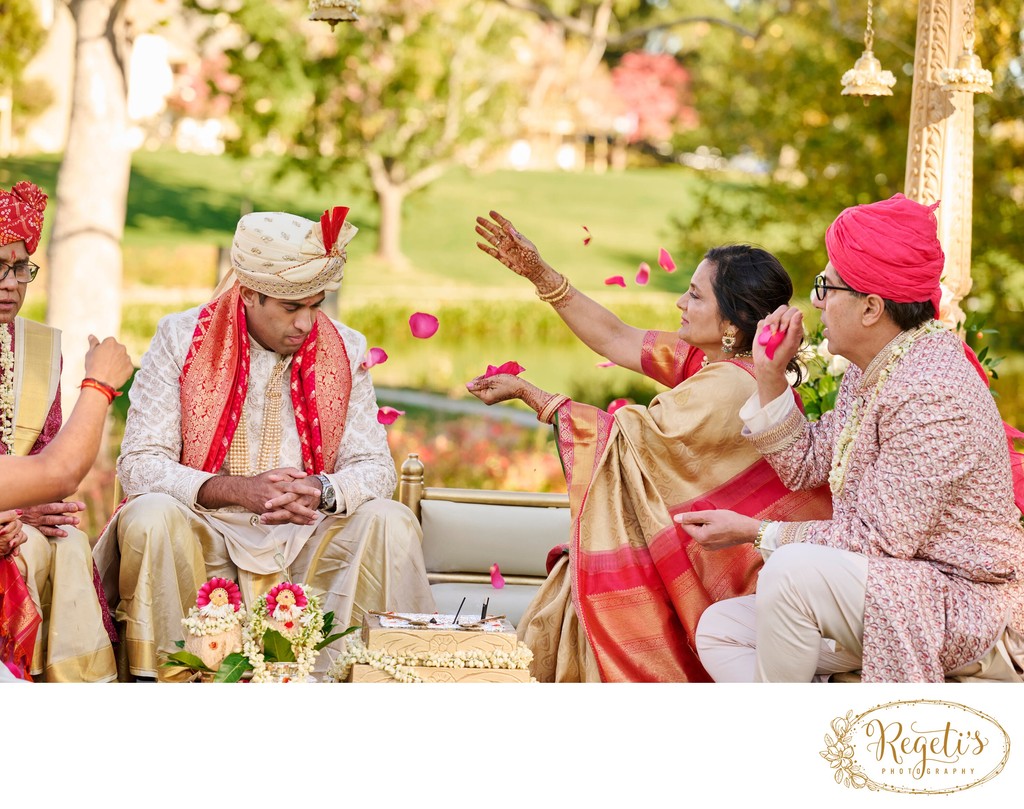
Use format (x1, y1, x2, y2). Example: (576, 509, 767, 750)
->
(0, 180, 118, 681)
(680, 193, 1024, 683)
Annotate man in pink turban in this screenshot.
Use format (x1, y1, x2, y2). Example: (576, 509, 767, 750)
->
(680, 193, 1024, 683)
(1, 180, 120, 681)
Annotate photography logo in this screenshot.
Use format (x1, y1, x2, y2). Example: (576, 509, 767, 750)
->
(820, 700, 1010, 794)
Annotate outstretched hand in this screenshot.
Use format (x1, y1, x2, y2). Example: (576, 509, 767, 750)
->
(475, 211, 547, 283)
(465, 373, 529, 406)
(674, 509, 760, 551)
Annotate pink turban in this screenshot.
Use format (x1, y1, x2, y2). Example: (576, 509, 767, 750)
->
(825, 193, 944, 317)
(0, 181, 48, 255)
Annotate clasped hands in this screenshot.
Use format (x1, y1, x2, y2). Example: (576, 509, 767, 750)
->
(0, 510, 27, 558)
(240, 468, 323, 526)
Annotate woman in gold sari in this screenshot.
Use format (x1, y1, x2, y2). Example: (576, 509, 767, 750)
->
(467, 212, 831, 682)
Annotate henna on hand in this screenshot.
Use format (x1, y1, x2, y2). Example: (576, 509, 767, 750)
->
(475, 211, 555, 286)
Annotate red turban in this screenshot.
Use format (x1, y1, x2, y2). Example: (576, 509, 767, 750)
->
(825, 193, 943, 318)
(0, 181, 48, 255)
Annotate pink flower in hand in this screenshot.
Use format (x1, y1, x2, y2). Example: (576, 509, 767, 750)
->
(409, 312, 439, 339)
(362, 347, 388, 369)
(490, 563, 506, 589)
(377, 406, 406, 425)
(635, 262, 651, 285)
(483, 361, 525, 378)
(604, 276, 626, 287)
(658, 248, 676, 272)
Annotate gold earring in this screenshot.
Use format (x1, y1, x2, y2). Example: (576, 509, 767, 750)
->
(721, 329, 737, 353)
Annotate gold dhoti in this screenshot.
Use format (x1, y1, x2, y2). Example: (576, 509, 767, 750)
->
(96, 493, 435, 680)
(15, 525, 117, 682)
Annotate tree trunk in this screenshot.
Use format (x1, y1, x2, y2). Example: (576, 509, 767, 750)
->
(46, 0, 130, 415)
(374, 180, 409, 270)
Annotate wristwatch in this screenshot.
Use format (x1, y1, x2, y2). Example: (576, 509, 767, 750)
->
(315, 473, 337, 513)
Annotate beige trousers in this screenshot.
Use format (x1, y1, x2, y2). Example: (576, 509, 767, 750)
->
(98, 493, 435, 680)
(15, 525, 117, 682)
(696, 543, 868, 682)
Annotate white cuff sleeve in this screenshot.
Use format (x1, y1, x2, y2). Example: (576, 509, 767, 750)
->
(739, 388, 796, 436)
(757, 522, 782, 558)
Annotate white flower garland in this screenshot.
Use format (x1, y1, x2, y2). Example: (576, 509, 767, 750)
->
(242, 583, 325, 683)
(325, 637, 535, 683)
(828, 321, 944, 497)
(0, 324, 15, 455)
(182, 604, 247, 637)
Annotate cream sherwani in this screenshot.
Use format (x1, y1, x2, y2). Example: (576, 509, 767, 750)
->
(94, 307, 434, 679)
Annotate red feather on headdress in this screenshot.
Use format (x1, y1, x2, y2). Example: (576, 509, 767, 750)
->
(320, 205, 350, 254)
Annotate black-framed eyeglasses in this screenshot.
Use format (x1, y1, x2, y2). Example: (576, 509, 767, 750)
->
(0, 260, 40, 284)
(813, 273, 856, 301)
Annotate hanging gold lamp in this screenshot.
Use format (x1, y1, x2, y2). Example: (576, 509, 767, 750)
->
(840, 0, 897, 102)
(309, 0, 360, 30)
(939, 0, 993, 94)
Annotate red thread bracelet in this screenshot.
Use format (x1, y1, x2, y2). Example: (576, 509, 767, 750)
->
(80, 377, 122, 404)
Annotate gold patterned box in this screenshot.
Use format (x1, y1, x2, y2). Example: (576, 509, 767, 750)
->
(361, 613, 519, 657)
(349, 664, 531, 683)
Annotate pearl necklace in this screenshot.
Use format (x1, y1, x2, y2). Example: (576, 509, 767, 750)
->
(828, 320, 944, 497)
(0, 324, 15, 455)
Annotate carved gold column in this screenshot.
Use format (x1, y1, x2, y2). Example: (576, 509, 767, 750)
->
(904, 0, 974, 330)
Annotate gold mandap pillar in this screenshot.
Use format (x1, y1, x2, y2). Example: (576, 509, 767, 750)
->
(904, 0, 975, 330)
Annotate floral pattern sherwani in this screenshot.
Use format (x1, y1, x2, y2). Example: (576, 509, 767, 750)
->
(750, 327, 1024, 682)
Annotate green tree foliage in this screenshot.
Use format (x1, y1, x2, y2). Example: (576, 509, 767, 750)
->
(0, 0, 45, 88)
(187, 0, 526, 264)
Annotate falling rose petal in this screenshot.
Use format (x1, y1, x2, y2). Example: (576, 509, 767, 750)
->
(658, 247, 677, 272)
(604, 276, 626, 288)
(596, 361, 617, 368)
(490, 563, 506, 589)
(376, 407, 406, 425)
(361, 347, 389, 370)
(607, 398, 631, 414)
(635, 262, 651, 285)
(483, 361, 526, 378)
(582, 225, 592, 246)
(409, 312, 439, 339)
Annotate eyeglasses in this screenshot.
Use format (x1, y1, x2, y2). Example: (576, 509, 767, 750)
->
(0, 260, 40, 284)
(813, 273, 856, 301)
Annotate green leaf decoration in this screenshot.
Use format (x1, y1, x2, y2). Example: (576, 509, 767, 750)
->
(322, 611, 335, 632)
(160, 650, 214, 672)
(213, 653, 250, 683)
(262, 628, 296, 663)
(174, 640, 186, 649)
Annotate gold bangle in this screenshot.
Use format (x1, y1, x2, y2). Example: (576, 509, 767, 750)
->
(536, 273, 571, 304)
(754, 519, 772, 550)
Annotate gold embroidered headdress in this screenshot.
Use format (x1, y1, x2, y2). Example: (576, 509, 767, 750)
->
(214, 206, 358, 300)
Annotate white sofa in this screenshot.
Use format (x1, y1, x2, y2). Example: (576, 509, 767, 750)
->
(398, 453, 570, 628)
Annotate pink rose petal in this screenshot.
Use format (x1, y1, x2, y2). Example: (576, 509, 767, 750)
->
(582, 225, 592, 246)
(607, 398, 631, 414)
(361, 347, 388, 369)
(376, 406, 406, 425)
(635, 262, 650, 285)
(658, 247, 676, 272)
(490, 563, 506, 589)
(483, 361, 525, 378)
(409, 312, 439, 339)
(604, 275, 626, 287)
(596, 361, 617, 368)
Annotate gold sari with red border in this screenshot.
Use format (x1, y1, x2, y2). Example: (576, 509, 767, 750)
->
(552, 331, 832, 681)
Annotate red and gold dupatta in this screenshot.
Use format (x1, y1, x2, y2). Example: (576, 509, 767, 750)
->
(0, 558, 40, 680)
(179, 284, 352, 475)
(554, 331, 832, 682)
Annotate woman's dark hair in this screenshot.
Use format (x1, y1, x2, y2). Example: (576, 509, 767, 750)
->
(704, 244, 803, 384)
